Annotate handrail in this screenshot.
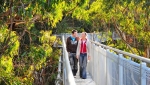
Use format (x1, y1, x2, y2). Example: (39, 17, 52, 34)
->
(55, 56, 62, 85)
(62, 35, 76, 85)
(90, 41, 150, 63)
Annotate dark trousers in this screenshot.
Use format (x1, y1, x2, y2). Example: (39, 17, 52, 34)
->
(79, 53, 87, 79)
(69, 53, 78, 76)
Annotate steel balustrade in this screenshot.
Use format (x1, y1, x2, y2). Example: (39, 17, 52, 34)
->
(87, 41, 150, 85)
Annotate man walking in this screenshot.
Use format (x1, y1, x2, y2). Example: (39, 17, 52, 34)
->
(66, 30, 79, 77)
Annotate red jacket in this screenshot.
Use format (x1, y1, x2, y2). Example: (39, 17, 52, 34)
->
(76, 38, 91, 57)
(80, 39, 87, 53)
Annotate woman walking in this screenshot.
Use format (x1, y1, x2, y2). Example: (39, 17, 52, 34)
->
(76, 32, 91, 79)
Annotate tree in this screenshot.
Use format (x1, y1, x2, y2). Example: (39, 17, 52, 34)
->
(0, 0, 150, 84)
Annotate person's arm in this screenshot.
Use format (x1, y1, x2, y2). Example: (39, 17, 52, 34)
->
(87, 40, 91, 60)
(66, 37, 70, 52)
(76, 40, 80, 59)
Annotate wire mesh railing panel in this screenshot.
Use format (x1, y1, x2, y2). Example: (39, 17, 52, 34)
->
(106, 50, 119, 85)
(145, 65, 150, 85)
(121, 59, 140, 85)
(88, 41, 150, 85)
(87, 43, 107, 85)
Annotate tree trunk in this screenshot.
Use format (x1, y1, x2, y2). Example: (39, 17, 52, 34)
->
(144, 45, 150, 58)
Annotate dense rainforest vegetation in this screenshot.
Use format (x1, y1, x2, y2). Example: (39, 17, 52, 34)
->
(0, 0, 149, 85)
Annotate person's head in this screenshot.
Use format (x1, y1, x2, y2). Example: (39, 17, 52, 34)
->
(72, 29, 78, 37)
(81, 32, 87, 39)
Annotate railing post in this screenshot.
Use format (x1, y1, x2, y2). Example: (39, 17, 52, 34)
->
(119, 54, 123, 85)
(63, 44, 66, 85)
(106, 49, 110, 85)
(140, 62, 146, 85)
(63, 68, 66, 85)
(92, 43, 94, 79)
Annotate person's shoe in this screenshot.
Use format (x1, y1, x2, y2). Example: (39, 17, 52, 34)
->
(82, 78, 86, 79)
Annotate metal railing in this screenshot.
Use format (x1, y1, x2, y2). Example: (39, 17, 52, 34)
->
(55, 35, 76, 85)
(87, 41, 150, 85)
(62, 36, 76, 85)
(55, 55, 62, 85)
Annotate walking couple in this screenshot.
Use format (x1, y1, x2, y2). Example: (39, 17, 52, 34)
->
(66, 30, 91, 79)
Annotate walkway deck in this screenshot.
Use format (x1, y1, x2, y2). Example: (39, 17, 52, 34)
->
(75, 71, 96, 85)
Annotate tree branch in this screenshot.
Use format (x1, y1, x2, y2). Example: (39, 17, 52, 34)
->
(112, 17, 135, 54)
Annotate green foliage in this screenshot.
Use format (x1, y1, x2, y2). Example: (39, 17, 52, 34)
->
(0, 0, 150, 84)
(0, 56, 14, 85)
(0, 26, 20, 57)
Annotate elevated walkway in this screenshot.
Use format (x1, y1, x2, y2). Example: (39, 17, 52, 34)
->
(75, 71, 95, 85)
(55, 34, 150, 85)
